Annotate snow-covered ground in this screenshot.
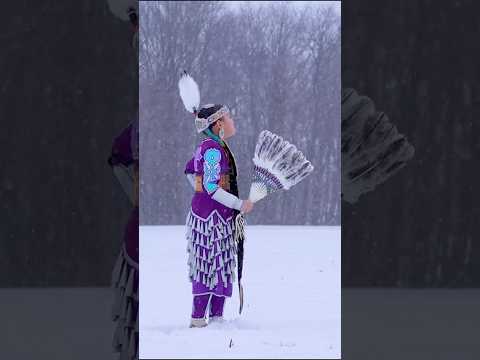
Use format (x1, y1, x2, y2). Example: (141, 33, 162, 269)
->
(140, 225, 341, 359)
(2, 287, 479, 359)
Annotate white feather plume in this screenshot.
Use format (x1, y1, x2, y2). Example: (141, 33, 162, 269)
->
(178, 71, 200, 114)
(249, 130, 314, 202)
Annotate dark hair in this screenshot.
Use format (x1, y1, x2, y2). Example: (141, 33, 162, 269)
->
(197, 104, 223, 119)
(128, 8, 138, 27)
(202, 123, 216, 137)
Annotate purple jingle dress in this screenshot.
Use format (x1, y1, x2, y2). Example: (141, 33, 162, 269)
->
(185, 137, 238, 299)
(109, 118, 139, 359)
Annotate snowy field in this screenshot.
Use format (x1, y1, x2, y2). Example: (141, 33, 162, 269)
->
(140, 225, 341, 359)
(1, 287, 479, 359)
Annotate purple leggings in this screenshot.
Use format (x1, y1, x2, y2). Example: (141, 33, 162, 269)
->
(192, 294, 225, 319)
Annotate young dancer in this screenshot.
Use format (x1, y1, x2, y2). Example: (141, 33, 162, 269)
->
(180, 80, 254, 327)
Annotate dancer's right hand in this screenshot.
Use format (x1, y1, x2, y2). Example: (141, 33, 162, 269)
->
(241, 199, 254, 214)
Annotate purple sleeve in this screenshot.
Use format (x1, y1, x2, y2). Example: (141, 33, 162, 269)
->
(184, 140, 230, 178)
(185, 157, 195, 174)
(202, 147, 222, 195)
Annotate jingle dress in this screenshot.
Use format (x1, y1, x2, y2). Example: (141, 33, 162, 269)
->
(185, 136, 239, 304)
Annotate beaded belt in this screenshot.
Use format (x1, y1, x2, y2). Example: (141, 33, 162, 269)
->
(195, 175, 230, 192)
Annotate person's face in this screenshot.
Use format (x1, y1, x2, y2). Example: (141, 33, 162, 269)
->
(220, 114, 236, 139)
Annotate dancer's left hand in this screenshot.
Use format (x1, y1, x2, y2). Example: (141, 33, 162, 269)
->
(241, 199, 254, 214)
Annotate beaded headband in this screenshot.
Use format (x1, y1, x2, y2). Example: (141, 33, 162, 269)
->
(194, 105, 230, 133)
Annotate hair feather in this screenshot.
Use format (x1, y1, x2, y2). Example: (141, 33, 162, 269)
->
(178, 71, 200, 114)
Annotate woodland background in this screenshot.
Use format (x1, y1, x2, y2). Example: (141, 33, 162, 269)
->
(139, 1, 341, 225)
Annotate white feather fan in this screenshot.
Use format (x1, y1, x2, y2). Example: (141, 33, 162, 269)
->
(248, 130, 314, 203)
